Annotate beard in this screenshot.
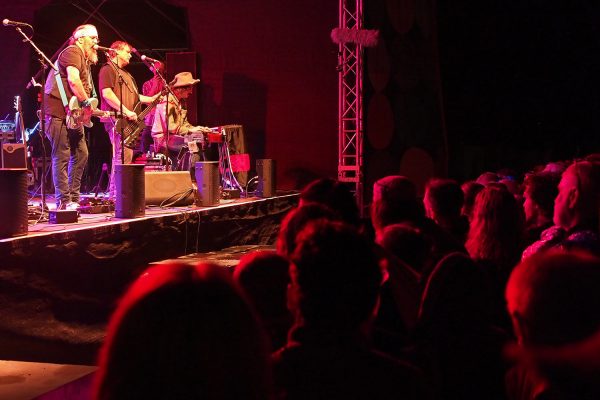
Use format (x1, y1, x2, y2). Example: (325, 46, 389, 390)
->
(88, 50, 99, 64)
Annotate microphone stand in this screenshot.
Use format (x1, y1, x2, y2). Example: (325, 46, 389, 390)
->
(104, 52, 126, 164)
(15, 26, 57, 213)
(141, 58, 176, 170)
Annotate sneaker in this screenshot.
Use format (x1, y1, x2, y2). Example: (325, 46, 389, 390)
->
(65, 201, 80, 211)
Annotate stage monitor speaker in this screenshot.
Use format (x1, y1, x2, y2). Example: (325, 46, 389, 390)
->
(145, 171, 194, 206)
(195, 162, 220, 206)
(115, 164, 145, 218)
(256, 159, 276, 197)
(0, 168, 28, 238)
(2, 143, 27, 168)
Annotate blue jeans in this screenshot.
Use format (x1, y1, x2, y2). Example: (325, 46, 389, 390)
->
(44, 117, 89, 204)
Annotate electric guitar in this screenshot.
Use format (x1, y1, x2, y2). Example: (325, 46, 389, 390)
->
(13, 95, 25, 144)
(66, 96, 116, 130)
(122, 86, 170, 149)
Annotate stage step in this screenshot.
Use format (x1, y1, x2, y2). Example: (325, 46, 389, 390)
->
(0, 360, 95, 400)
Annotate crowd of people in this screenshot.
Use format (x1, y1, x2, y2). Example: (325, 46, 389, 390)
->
(89, 154, 600, 399)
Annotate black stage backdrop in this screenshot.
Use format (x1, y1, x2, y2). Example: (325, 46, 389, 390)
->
(1, 1, 600, 195)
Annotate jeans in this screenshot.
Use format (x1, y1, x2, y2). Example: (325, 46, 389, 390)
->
(44, 116, 88, 204)
(108, 125, 134, 199)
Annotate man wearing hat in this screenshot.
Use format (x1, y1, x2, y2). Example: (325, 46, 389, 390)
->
(44, 24, 100, 210)
(151, 71, 211, 168)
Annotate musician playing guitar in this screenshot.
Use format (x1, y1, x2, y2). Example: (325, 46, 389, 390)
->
(43, 24, 100, 210)
(98, 41, 159, 201)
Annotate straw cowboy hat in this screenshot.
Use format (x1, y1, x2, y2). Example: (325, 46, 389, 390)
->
(171, 72, 200, 88)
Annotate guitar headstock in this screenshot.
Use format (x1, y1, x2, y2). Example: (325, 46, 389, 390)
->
(13, 96, 22, 113)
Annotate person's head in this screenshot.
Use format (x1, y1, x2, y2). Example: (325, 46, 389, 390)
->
(376, 222, 431, 272)
(171, 71, 200, 100)
(151, 61, 164, 75)
(71, 24, 99, 62)
(506, 250, 600, 347)
(300, 178, 360, 226)
(523, 171, 560, 225)
(475, 171, 499, 186)
(234, 251, 291, 349)
(94, 262, 272, 400)
(466, 184, 524, 268)
(543, 161, 567, 175)
(288, 220, 383, 330)
(371, 175, 424, 233)
(108, 41, 133, 68)
(553, 160, 600, 231)
(461, 181, 484, 221)
(276, 202, 340, 257)
(423, 178, 464, 221)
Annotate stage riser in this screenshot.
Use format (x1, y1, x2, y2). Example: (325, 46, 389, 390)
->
(0, 194, 298, 365)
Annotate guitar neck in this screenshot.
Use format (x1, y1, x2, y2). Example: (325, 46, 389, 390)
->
(92, 109, 116, 118)
(137, 93, 164, 120)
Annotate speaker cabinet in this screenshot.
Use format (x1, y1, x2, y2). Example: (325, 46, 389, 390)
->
(2, 143, 27, 168)
(145, 171, 194, 206)
(0, 168, 28, 238)
(115, 164, 145, 218)
(195, 161, 220, 206)
(256, 159, 276, 197)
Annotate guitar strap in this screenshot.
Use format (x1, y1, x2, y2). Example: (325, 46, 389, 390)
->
(53, 60, 69, 108)
(53, 46, 97, 108)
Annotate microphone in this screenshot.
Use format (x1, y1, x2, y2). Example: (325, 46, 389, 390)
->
(93, 44, 112, 52)
(141, 55, 160, 63)
(3, 19, 32, 28)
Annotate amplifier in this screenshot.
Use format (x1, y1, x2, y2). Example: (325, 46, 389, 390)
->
(2, 143, 27, 168)
(145, 171, 194, 206)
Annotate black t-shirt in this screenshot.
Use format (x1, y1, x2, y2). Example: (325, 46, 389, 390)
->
(43, 45, 94, 118)
(98, 63, 140, 131)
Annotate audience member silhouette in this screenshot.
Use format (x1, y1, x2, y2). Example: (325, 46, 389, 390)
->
(466, 184, 524, 331)
(94, 262, 273, 400)
(374, 222, 429, 353)
(505, 250, 600, 399)
(371, 175, 464, 282)
(299, 178, 361, 227)
(522, 160, 600, 259)
(272, 220, 426, 400)
(376, 223, 432, 274)
(370, 175, 423, 234)
(466, 184, 524, 276)
(423, 178, 469, 244)
(476, 171, 500, 186)
(414, 252, 507, 400)
(276, 202, 339, 258)
(522, 171, 559, 246)
(234, 250, 292, 350)
(461, 181, 484, 221)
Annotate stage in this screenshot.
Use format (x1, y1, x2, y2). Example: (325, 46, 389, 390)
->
(0, 192, 298, 366)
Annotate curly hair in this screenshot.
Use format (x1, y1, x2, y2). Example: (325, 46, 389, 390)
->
(466, 184, 524, 271)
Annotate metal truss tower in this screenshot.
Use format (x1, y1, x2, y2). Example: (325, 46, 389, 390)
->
(337, 0, 365, 212)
